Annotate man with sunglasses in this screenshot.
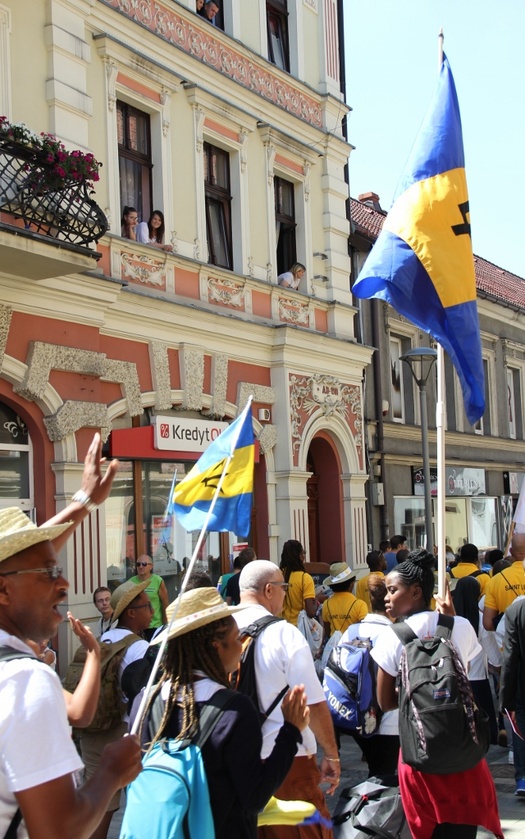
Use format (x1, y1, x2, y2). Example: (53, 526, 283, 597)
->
(128, 555, 168, 641)
(0, 433, 141, 839)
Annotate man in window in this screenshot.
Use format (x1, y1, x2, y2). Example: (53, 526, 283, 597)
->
(202, 1, 219, 23)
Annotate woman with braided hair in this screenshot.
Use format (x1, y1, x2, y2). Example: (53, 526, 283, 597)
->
(142, 587, 310, 839)
(371, 549, 502, 839)
(279, 540, 317, 626)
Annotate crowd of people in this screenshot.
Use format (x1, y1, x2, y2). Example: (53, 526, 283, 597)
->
(1, 449, 523, 838)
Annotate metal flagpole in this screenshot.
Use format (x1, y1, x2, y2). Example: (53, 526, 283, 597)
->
(130, 396, 254, 735)
(436, 29, 447, 599)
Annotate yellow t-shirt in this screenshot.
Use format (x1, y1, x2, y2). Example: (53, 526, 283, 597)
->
(322, 592, 368, 636)
(484, 560, 525, 613)
(281, 570, 316, 627)
(355, 572, 385, 613)
(449, 563, 490, 597)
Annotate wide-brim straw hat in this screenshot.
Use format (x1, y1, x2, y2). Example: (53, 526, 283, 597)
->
(0, 507, 72, 563)
(111, 579, 150, 622)
(152, 586, 247, 645)
(326, 562, 356, 585)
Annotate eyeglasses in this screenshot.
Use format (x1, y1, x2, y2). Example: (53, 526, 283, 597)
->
(133, 602, 153, 611)
(136, 562, 151, 567)
(266, 581, 290, 591)
(0, 566, 64, 581)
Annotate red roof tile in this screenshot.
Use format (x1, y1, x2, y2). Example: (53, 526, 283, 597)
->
(350, 197, 525, 311)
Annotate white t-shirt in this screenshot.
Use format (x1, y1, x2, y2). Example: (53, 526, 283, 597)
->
(371, 612, 481, 678)
(277, 271, 300, 290)
(136, 221, 154, 244)
(341, 614, 399, 736)
(0, 631, 83, 838)
(235, 604, 325, 758)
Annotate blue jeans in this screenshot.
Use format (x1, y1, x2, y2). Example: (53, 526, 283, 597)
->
(513, 688, 525, 781)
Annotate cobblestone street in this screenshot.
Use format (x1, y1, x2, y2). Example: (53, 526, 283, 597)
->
(108, 737, 524, 837)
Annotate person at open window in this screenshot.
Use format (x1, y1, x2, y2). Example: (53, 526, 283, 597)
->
(121, 206, 139, 240)
(277, 262, 305, 290)
(201, 0, 219, 23)
(136, 210, 173, 252)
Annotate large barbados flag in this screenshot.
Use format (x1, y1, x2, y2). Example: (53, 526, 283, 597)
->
(170, 400, 254, 535)
(352, 55, 484, 425)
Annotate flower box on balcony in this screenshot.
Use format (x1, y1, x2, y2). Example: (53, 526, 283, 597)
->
(0, 120, 108, 247)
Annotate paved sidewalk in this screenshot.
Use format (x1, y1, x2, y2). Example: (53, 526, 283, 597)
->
(108, 739, 524, 837)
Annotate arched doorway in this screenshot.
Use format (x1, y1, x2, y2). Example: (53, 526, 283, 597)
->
(306, 434, 343, 564)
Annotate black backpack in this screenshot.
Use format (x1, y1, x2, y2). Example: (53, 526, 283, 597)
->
(392, 614, 489, 774)
(231, 615, 288, 722)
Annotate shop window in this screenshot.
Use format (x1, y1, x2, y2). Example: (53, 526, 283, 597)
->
(104, 458, 227, 599)
(267, 0, 289, 71)
(204, 142, 232, 269)
(117, 101, 152, 225)
(0, 403, 32, 510)
(275, 176, 296, 275)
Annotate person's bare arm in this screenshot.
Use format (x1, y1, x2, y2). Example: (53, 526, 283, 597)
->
(483, 605, 498, 632)
(377, 667, 398, 711)
(45, 433, 119, 553)
(158, 580, 169, 624)
(63, 614, 100, 728)
(308, 700, 340, 795)
(16, 735, 141, 839)
(304, 597, 317, 619)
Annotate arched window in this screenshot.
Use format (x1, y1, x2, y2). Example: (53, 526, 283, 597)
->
(0, 402, 33, 511)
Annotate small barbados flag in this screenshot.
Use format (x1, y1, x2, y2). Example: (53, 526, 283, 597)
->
(169, 399, 254, 536)
(353, 54, 484, 426)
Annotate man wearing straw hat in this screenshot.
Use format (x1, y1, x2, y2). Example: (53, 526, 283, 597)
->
(0, 433, 141, 839)
(237, 560, 339, 838)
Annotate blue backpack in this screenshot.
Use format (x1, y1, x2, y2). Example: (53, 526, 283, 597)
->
(120, 688, 235, 839)
(322, 638, 382, 737)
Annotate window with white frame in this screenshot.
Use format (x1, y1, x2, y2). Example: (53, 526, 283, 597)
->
(472, 358, 490, 435)
(204, 142, 232, 269)
(117, 101, 152, 225)
(389, 336, 406, 423)
(507, 367, 523, 440)
(275, 176, 296, 275)
(267, 0, 289, 71)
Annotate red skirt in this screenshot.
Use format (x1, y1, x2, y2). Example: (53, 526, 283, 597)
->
(398, 756, 503, 839)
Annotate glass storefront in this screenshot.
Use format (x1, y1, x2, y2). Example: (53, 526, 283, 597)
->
(0, 403, 32, 510)
(394, 495, 498, 552)
(105, 459, 234, 599)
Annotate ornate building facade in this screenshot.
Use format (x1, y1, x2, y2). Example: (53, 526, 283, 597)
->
(0, 0, 370, 662)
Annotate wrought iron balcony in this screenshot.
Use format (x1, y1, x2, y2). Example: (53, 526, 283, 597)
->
(0, 139, 108, 247)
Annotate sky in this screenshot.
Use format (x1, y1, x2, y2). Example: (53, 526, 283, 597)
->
(344, 1, 524, 279)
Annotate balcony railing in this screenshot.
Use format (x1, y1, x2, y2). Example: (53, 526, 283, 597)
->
(0, 140, 108, 247)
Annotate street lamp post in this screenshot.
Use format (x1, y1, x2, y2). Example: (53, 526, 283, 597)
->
(400, 347, 437, 553)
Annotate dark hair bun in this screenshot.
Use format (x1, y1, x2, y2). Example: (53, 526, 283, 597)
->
(406, 548, 435, 572)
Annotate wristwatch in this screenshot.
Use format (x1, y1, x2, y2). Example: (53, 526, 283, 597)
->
(72, 489, 98, 513)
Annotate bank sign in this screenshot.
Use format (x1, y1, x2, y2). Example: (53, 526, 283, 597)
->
(153, 416, 229, 452)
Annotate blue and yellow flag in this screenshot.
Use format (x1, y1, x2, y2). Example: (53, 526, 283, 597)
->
(353, 55, 484, 425)
(170, 400, 254, 536)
